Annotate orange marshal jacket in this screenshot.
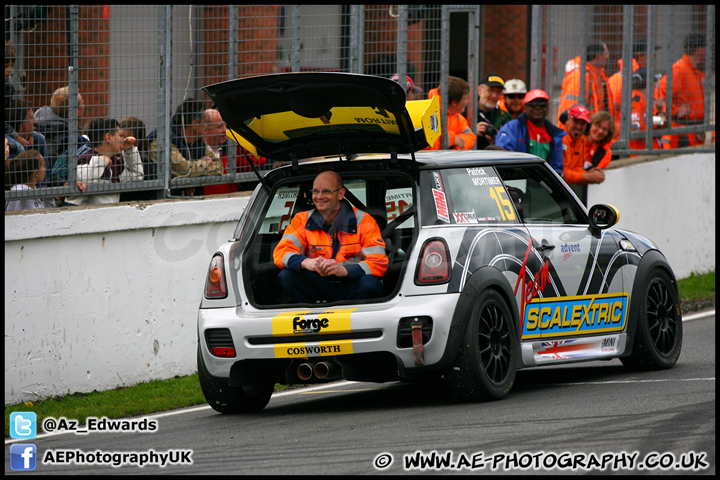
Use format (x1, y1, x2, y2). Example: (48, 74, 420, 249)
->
(426, 88, 476, 150)
(562, 134, 589, 185)
(558, 56, 612, 123)
(658, 54, 705, 123)
(273, 199, 388, 278)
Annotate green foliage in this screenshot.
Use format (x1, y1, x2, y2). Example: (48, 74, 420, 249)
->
(677, 270, 715, 301)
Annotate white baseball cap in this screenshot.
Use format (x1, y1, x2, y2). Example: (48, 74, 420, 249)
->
(503, 79, 527, 95)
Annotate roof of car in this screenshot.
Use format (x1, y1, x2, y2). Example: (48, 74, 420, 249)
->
(202, 72, 440, 163)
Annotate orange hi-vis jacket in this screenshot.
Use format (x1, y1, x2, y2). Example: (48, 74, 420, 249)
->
(273, 199, 388, 279)
(607, 58, 640, 136)
(628, 89, 660, 151)
(426, 88, 476, 150)
(558, 56, 612, 124)
(585, 139, 613, 169)
(657, 54, 705, 148)
(562, 133, 588, 185)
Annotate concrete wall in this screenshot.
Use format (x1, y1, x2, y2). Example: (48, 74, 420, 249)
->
(586, 153, 715, 280)
(4, 153, 715, 405)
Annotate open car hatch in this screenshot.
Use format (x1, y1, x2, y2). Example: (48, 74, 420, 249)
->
(202, 73, 440, 164)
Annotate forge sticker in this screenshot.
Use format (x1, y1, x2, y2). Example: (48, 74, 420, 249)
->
(272, 309, 355, 336)
(274, 339, 354, 359)
(521, 293, 628, 339)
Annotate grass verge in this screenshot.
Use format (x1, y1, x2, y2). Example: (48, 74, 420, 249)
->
(5, 271, 714, 437)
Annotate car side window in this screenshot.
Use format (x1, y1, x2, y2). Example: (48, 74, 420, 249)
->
(496, 165, 587, 225)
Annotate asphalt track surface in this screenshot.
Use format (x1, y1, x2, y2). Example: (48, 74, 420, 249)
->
(6, 309, 715, 475)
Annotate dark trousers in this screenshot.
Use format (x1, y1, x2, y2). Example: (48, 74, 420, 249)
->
(278, 268, 383, 304)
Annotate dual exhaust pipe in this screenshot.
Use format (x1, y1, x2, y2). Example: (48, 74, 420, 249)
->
(297, 359, 340, 381)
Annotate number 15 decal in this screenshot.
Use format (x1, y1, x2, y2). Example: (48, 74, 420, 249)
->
(489, 186, 516, 221)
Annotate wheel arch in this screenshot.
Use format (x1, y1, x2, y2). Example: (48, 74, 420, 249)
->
(432, 266, 521, 371)
(623, 249, 680, 354)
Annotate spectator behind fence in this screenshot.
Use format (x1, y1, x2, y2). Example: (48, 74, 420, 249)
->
(625, 68, 662, 152)
(5, 149, 57, 211)
(64, 118, 143, 206)
(202, 108, 267, 195)
(476, 74, 512, 149)
(34, 86, 85, 170)
(558, 42, 612, 124)
(425, 76, 476, 150)
(657, 33, 707, 149)
(607, 38, 661, 138)
(118, 116, 157, 202)
(147, 99, 222, 196)
(494, 89, 566, 177)
(584, 110, 615, 170)
(5, 41, 17, 106)
(6, 98, 49, 179)
(499, 79, 527, 120)
(390, 73, 424, 101)
(561, 104, 606, 185)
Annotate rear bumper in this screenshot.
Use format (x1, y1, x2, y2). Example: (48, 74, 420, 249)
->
(198, 293, 461, 380)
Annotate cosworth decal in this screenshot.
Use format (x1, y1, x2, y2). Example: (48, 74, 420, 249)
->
(274, 340, 354, 359)
(521, 293, 628, 340)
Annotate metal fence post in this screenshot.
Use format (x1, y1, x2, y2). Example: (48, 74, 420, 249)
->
(578, 7, 588, 110)
(291, 5, 301, 73)
(157, 5, 172, 199)
(439, 5, 449, 150)
(467, 6, 479, 150)
(617, 5, 634, 150)
(644, 6, 657, 151)
(530, 5, 543, 93)
(66, 6, 79, 191)
(396, 5, 408, 83)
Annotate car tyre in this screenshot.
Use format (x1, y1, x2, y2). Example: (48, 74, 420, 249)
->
(445, 289, 517, 401)
(621, 269, 682, 370)
(197, 347, 273, 413)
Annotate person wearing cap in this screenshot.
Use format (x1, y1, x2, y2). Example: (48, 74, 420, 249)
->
(494, 89, 566, 177)
(561, 104, 606, 185)
(391, 73, 424, 101)
(476, 73, 513, 149)
(558, 43, 612, 124)
(499, 79, 527, 120)
(426, 76, 476, 150)
(607, 38, 661, 138)
(657, 33, 707, 149)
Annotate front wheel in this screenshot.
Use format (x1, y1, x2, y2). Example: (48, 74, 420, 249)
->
(621, 269, 682, 370)
(197, 347, 273, 413)
(445, 289, 517, 401)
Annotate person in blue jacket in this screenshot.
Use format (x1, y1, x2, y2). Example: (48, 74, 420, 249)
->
(494, 89, 567, 177)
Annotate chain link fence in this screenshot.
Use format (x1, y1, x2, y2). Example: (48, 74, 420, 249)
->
(5, 5, 715, 206)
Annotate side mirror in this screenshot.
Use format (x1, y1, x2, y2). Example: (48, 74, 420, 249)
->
(588, 203, 619, 235)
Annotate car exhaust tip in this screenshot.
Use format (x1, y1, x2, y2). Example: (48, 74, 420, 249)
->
(313, 360, 336, 379)
(297, 362, 314, 381)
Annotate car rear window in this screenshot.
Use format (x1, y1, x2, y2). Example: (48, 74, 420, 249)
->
(421, 167, 520, 225)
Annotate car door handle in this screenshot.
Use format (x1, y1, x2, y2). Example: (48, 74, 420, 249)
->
(538, 244, 555, 251)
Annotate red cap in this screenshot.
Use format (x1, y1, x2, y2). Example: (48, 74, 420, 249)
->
(391, 73, 423, 94)
(524, 89, 549, 103)
(567, 104, 591, 123)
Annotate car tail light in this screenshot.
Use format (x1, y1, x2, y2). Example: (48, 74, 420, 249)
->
(416, 239, 450, 285)
(205, 254, 228, 299)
